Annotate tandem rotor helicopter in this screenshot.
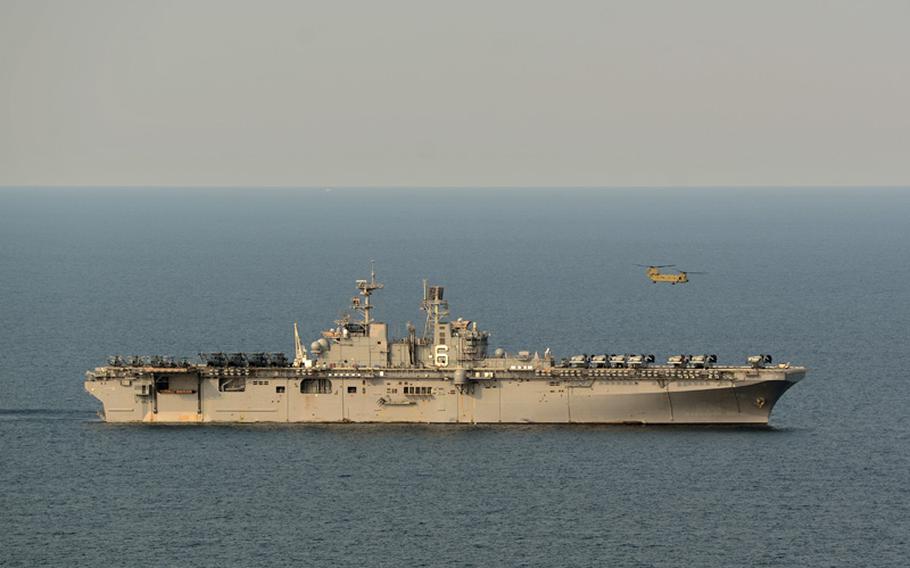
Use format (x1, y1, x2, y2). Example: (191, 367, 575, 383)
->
(635, 264, 707, 285)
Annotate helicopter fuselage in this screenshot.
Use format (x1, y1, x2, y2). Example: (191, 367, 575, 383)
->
(646, 268, 689, 284)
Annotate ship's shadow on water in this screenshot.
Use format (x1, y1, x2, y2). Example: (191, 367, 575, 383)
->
(3, 409, 797, 435)
(79, 419, 792, 434)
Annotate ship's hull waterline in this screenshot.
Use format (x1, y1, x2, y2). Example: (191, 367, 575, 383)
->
(84, 367, 804, 425)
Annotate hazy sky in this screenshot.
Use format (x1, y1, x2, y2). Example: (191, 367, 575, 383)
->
(1, 0, 908, 187)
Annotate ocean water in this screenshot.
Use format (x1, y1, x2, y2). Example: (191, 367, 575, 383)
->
(1, 187, 908, 567)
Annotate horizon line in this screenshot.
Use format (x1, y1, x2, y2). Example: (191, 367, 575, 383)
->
(2, 184, 910, 190)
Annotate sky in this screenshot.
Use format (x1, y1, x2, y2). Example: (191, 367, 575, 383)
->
(1, 0, 908, 187)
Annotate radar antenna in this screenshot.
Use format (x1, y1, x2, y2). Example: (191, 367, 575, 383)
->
(420, 279, 449, 338)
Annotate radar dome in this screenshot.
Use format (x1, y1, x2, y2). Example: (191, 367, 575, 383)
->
(494, 348, 505, 358)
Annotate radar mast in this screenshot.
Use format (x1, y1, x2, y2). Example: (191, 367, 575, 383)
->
(353, 261, 384, 331)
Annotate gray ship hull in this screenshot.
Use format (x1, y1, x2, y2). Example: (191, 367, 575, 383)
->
(85, 366, 804, 425)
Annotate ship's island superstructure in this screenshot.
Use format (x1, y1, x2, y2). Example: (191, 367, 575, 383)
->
(85, 269, 806, 424)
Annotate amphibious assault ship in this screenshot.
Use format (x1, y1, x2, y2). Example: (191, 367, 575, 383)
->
(85, 269, 806, 424)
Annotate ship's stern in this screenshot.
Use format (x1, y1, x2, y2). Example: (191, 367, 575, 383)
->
(84, 370, 153, 423)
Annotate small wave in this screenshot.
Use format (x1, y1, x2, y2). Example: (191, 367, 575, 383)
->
(0, 408, 97, 421)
